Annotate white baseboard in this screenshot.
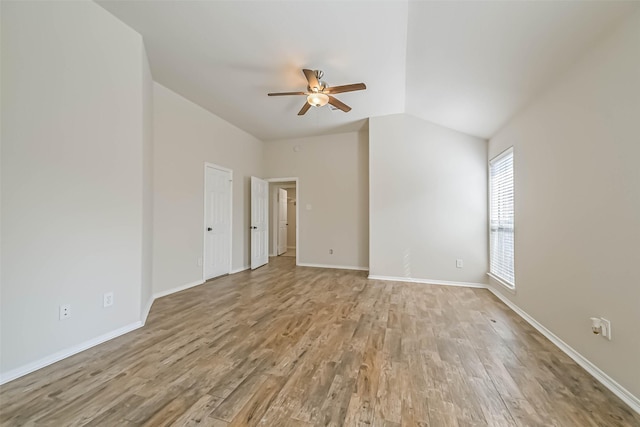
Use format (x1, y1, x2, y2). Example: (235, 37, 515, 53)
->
(2, 271, 637, 414)
(368, 274, 487, 289)
(297, 262, 368, 271)
(230, 265, 250, 274)
(287, 246, 296, 250)
(141, 296, 154, 325)
(153, 279, 205, 300)
(1, 277, 210, 384)
(487, 286, 640, 415)
(0, 277, 206, 385)
(152, 270, 250, 306)
(368, 273, 640, 413)
(0, 321, 143, 385)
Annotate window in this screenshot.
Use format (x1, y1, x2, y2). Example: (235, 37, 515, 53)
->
(489, 147, 515, 288)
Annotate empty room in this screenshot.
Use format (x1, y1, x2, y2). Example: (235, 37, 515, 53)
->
(1, 0, 639, 425)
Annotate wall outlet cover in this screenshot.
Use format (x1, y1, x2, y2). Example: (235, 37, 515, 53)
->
(601, 318, 612, 340)
(103, 292, 114, 308)
(59, 304, 71, 320)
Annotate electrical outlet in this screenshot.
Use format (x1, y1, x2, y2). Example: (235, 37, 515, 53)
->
(590, 317, 612, 340)
(456, 259, 464, 268)
(59, 304, 71, 320)
(601, 318, 612, 340)
(197, 258, 203, 267)
(329, 249, 334, 255)
(103, 292, 114, 308)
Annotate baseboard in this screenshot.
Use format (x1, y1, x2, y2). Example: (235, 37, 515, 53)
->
(368, 274, 487, 289)
(141, 296, 154, 325)
(366, 273, 640, 412)
(487, 286, 640, 415)
(297, 262, 368, 271)
(230, 265, 250, 274)
(287, 246, 296, 250)
(152, 269, 249, 302)
(2, 272, 636, 414)
(0, 321, 143, 385)
(0, 277, 204, 385)
(153, 279, 205, 300)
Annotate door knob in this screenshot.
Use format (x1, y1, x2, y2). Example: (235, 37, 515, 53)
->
(207, 227, 212, 231)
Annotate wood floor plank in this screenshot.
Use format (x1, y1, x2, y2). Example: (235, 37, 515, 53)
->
(1, 257, 638, 426)
(225, 375, 285, 427)
(168, 394, 224, 427)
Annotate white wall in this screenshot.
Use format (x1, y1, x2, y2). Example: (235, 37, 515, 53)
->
(141, 46, 154, 315)
(153, 83, 264, 294)
(1, 0, 147, 377)
(488, 10, 640, 400)
(264, 132, 369, 269)
(369, 114, 488, 284)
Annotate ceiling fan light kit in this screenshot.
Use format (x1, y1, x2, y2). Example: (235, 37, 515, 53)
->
(268, 68, 366, 115)
(307, 93, 329, 107)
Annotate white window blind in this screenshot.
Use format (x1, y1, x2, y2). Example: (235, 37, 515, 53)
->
(489, 148, 515, 287)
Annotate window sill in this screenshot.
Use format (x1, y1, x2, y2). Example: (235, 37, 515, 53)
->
(487, 272, 516, 295)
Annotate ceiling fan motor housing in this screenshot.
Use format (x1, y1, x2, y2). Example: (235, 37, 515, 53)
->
(313, 70, 328, 91)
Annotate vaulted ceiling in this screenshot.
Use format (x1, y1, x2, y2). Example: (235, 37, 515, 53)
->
(97, 0, 636, 141)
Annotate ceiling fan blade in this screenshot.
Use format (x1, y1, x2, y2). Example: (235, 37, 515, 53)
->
(324, 83, 366, 94)
(328, 95, 351, 112)
(268, 91, 306, 96)
(302, 69, 320, 89)
(298, 102, 311, 116)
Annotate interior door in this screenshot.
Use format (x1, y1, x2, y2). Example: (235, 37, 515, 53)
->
(250, 176, 269, 269)
(204, 165, 231, 280)
(278, 188, 288, 255)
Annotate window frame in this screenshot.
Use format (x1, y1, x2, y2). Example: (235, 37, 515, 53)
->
(488, 146, 516, 290)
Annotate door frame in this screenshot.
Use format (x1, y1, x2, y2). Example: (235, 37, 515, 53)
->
(266, 177, 299, 265)
(277, 187, 288, 256)
(203, 162, 233, 281)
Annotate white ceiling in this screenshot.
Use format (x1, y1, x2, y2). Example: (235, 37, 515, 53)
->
(96, 0, 636, 141)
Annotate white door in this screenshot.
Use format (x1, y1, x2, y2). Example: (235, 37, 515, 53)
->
(250, 176, 269, 269)
(204, 165, 232, 280)
(278, 188, 288, 255)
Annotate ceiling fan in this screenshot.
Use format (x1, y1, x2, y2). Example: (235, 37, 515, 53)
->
(268, 69, 366, 116)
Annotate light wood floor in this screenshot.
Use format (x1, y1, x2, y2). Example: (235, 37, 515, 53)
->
(1, 257, 639, 426)
(280, 251, 296, 258)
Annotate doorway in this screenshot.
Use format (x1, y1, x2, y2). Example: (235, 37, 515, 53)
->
(277, 187, 288, 256)
(203, 163, 232, 280)
(267, 178, 299, 262)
